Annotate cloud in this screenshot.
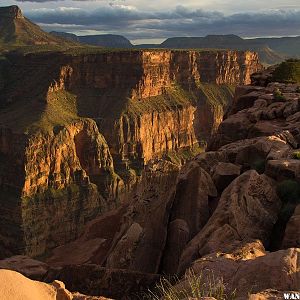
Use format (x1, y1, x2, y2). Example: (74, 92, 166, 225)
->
(16, 0, 110, 2)
(24, 4, 300, 40)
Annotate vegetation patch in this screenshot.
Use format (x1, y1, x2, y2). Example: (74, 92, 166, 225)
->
(26, 90, 80, 134)
(277, 179, 300, 204)
(142, 270, 236, 300)
(196, 82, 235, 109)
(292, 151, 300, 159)
(251, 158, 266, 174)
(273, 88, 286, 101)
(164, 144, 204, 166)
(272, 59, 300, 84)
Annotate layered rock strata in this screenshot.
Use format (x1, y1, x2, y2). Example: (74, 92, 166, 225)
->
(0, 49, 261, 257)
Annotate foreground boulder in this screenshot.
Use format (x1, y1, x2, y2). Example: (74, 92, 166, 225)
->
(0, 255, 160, 300)
(0, 269, 110, 300)
(181, 247, 300, 299)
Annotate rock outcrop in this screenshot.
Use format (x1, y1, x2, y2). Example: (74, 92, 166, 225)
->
(0, 5, 73, 46)
(177, 170, 281, 274)
(185, 246, 300, 298)
(0, 269, 111, 300)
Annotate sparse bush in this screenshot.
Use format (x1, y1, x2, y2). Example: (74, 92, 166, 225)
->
(273, 88, 286, 101)
(251, 158, 266, 174)
(272, 59, 300, 84)
(141, 270, 236, 300)
(292, 151, 300, 159)
(277, 179, 300, 204)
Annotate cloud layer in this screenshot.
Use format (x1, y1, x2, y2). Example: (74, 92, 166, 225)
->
(12, 1, 300, 41)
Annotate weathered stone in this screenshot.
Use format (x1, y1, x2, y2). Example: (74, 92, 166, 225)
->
(178, 170, 281, 274)
(282, 205, 300, 249)
(0, 269, 111, 300)
(265, 159, 300, 181)
(212, 162, 241, 192)
(188, 248, 300, 298)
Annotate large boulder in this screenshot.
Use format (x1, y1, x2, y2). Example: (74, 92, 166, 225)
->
(161, 162, 217, 274)
(188, 248, 300, 298)
(265, 159, 300, 181)
(212, 162, 241, 192)
(177, 170, 281, 274)
(0, 269, 110, 300)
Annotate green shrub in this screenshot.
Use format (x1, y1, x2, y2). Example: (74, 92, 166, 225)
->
(279, 202, 296, 222)
(251, 158, 266, 174)
(142, 270, 236, 300)
(292, 151, 300, 159)
(273, 59, 300, 84)
(277, 179, 300, 204)
(273, 88, 286, 101)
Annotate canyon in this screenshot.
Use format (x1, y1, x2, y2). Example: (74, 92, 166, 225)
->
(1, 6, 300, 299)
(0, 48, 261, 259)
(1, 60, 300, 300)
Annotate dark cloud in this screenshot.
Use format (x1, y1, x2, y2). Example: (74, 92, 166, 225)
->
(16, 0, 108, 2)
(25, 5, 300, 40)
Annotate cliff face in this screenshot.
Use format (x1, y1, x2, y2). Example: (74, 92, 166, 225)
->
(42, 50, 260, 163)
(0, 49, 262, 257)
(0, 119, 118, 257)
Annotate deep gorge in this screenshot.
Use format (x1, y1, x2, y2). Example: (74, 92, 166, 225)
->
(0, 49, 262, 258)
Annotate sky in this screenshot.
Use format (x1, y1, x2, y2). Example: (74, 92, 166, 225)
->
(2, 0, 300, 44)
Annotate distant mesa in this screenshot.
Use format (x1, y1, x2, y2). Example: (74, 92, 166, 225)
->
(0, 5, 23, 19)
(51, 31, 133, 48)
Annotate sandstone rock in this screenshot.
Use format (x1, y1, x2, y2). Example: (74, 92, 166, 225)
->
(0, 269, 57, 300)
(106, 222, 143, 269)
(212, 162, 241, 192)
(0, 269, 110, 300)
(282, 205, 300, 249)
(209, 110, 253, 149)
(194, 151, 228, 175)
(265, 159, 300, 181)
(230, 90, 263, 115)
(245, 289, 299, 300)
(161, 163, 217, 274)
(46, 206, 127, 267)
(188, 248, 300, 298)
(177, 170, 281, 274)
(170, 162, 217, 238)
(160, 219, 190, 275)
(105, 161, 179, 273)
(219, 133, 295, 167)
